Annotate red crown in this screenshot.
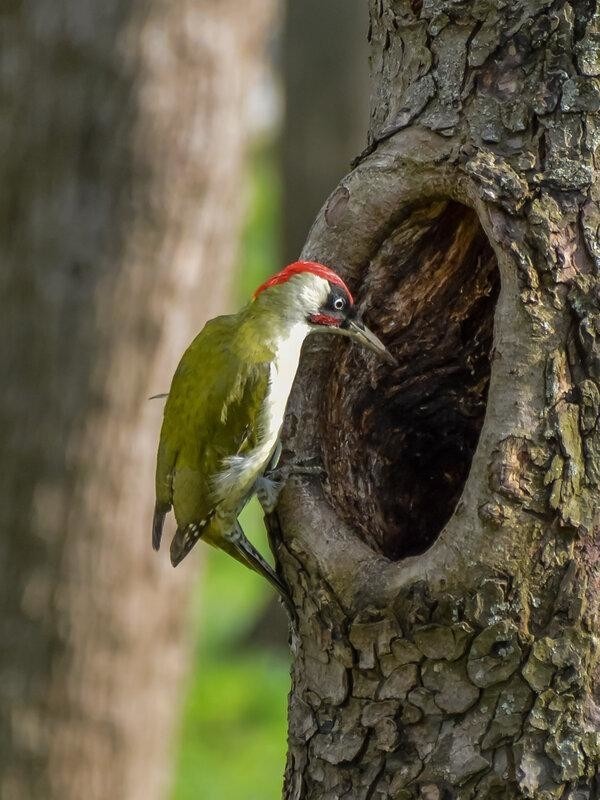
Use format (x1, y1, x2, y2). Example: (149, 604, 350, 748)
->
(253, 261, 353, 302)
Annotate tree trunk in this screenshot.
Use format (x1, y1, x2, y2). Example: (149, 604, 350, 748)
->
(274, 2, 600, 798)
(0, 2, 272, 799)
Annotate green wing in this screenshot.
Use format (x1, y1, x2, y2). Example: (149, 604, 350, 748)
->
(153, 313, 271, 549)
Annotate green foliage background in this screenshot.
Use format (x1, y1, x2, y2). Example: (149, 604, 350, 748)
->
(171, 147, 290, 800)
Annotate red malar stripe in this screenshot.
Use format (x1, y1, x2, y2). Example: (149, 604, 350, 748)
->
(309, 313, 342, 327)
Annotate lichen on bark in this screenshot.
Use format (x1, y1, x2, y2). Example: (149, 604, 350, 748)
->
(272, 1, 600, 798)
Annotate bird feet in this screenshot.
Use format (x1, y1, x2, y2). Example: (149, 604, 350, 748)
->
(255, 474, 283, 514)
(255, 460, 325, 514)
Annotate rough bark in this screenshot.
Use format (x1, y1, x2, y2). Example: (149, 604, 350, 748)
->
(0, 2, 272, 799)
(274, 2, 600, 798)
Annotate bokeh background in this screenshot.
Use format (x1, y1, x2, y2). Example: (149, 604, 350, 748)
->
(1, 2, 368, 798)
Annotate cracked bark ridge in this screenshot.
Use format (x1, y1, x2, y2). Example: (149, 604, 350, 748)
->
(273, 1, 600, 798)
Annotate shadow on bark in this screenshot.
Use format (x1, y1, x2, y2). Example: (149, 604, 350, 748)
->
(322, 201, 500, 559)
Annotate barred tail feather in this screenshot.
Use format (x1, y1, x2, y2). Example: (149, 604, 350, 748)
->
(226, 523, 293, 614)
(170, 512, 214, 567)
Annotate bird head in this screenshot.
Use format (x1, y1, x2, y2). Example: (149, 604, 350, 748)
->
(253, 260, 395, 364)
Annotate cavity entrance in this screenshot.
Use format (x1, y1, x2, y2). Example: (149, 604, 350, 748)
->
(323, 201, 499, 560)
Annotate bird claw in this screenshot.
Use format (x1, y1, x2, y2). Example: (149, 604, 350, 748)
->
(255, 474, 283, 514)
(269, 460, 325, 481)
(256, 460, 325, 513)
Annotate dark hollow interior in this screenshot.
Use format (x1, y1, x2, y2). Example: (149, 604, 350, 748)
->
(322, 201, 500, 560)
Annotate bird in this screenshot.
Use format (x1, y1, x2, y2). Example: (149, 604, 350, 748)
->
(152, 260, 394, 604)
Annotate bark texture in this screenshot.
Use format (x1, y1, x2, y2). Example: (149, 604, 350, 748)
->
(274, 2, 600, 798)
(0, 2, 272, 799)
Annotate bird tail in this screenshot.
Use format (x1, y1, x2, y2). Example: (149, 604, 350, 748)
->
(152, 504, 167, 551)
(224, 523, 292, 613)
(170, 513, 214, 566)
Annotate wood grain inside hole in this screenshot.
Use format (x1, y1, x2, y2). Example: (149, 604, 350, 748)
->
(323, 201, 500, 560)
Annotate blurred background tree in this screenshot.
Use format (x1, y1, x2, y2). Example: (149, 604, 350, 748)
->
(0, 1, 273, 799)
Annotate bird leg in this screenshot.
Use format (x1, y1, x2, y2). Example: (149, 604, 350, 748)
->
(254, 440, 284, 512)
(255, 455, 325, 514)
(254, 474, 282, 515)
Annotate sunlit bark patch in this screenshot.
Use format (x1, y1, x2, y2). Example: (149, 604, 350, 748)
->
(323, 201, 499, 560)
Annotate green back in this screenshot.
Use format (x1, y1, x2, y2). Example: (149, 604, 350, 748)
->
(155, 312, 273, 529)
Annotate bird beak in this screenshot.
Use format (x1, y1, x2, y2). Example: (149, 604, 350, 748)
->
(344, 317, 396, 364)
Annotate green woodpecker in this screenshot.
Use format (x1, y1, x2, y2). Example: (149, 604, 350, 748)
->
(152, 260, 393, 601)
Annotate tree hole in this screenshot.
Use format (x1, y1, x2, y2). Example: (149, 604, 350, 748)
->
(322, 201, 499, 560)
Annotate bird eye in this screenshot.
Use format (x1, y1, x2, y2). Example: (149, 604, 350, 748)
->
(333, 297, 346, 311)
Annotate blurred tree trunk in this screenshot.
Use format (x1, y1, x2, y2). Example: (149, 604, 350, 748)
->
(275, 1, 600, 798)
(0, 2, 272, 799)
(281, 0, 369, 263)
